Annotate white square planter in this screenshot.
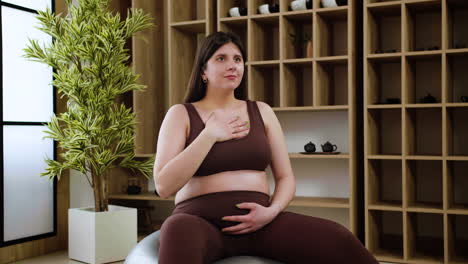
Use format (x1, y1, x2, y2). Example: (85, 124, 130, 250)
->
(69, 205, 137, 264)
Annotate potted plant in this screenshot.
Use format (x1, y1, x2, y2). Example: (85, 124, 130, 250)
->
(289, 31, 312, 58)
(23, 0, 154, 263)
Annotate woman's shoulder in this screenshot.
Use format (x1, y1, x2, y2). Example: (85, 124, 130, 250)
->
(251, 100, 274, 116)
(164, 104, 191, 125)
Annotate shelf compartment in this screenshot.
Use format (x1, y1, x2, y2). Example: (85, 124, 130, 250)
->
(250, 16, 280, 61)
(169, 29, 206, 104)
(404, 1, 441, 52)
(404, 55, 442, 104)
(315, 60, 348, 106)
(448, 161, 468, 210)
(447, 0, 468, 50)
(219, 0, 248, 19)
(219, 19, 248, 58)
(368, 159, 403, 207)
(366, 4, 401, 55)
(283, 61, 313, 107)
(447, 107, 468, 156)
(368, 210, 404, 260)
(283, 12, 313, 59)
(405, 108, 442, 156)
(407, 212, 444, 262)
(406, 160, 443, 210)
(446, 53, 468, 103)
(367, 109, 402, 155)
(315, 7, 348, 57)
(448, 214, 468, 263)
(170, 0, 206, 23)
(249, 63, 280, 107)
(366, 57, 402, 105)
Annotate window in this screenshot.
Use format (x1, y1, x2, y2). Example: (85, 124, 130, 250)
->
(1, 0, 55, 247)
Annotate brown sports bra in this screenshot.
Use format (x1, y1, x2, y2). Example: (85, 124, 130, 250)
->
(183, 100, 272, 177)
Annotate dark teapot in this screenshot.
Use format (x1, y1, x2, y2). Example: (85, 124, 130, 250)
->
(321, 141, 337, 152)
(421, 93, 437, 104)
(304, 141, 316, 153)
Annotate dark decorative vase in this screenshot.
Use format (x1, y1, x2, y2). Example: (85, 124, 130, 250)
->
(421, 93, 437, 104)
(461, 96, 468, 102)
(127, 185, 141, 195)
(304, 141, 316, 153)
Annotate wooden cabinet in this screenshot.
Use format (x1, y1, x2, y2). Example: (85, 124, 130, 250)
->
(364, 1, 468, 263)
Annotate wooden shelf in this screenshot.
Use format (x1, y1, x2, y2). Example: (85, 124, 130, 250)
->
(367, 155, 402, 160)
(368, 203, 403, 211)
(315, 55, 348, 63)
(289, 153, 350, 159)
(272, 105, 349, 112)
(405, 155, 443, 160)
(109, 192, 175, 202)
(170, 20, 206, 33)
(367, 104, 403, 109)
(289, 196, 349, 208)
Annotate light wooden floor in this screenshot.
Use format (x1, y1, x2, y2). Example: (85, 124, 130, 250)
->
(15, 251, 124, 264)
(15, 250, 394, 264)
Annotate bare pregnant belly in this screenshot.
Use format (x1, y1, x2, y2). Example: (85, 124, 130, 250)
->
(174, 170, 270, 205)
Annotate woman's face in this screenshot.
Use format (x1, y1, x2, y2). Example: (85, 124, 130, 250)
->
(201, 42, 244, 92)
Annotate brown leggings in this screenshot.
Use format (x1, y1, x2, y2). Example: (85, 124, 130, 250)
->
(158, 191, 378, 264)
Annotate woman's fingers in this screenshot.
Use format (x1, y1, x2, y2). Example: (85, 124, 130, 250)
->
(221, 222, 250, 233)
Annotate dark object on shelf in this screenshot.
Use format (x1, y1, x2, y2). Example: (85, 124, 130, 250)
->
(154, 190, 159, 196)
(461, 96, 468, 103)
(420, 93, 437, 104)
(454, 43, 467, 49)
(415, 47, 425, 51)
(304, 141, 316, 153)
(290, 0, 312, 11)
(321, 141, 338, 152)
(427, 46, 439, 51)
(321, 0, 347, 8)
(385, 98, 401, 104)
(127, 185, 142, 195)
(300, 151, 341, 155)
(386, 49, 397, 53)
(258, 3, 279, 14)
(228, 7, 247, 17)
(375, 49, 382, 54)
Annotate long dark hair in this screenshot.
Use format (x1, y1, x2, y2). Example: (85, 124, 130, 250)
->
(183, 31, 248, 103)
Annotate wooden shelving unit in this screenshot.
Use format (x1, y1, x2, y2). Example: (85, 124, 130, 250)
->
(364, 0, 468, 263)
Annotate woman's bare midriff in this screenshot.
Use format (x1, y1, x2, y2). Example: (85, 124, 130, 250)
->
(174, 170, 270, 205)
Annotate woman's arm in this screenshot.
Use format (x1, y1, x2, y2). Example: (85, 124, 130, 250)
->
(258, 101, 296, 215)
(153, 104, 216, 198)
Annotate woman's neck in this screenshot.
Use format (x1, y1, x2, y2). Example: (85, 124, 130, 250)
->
(199, 90, 241, 110)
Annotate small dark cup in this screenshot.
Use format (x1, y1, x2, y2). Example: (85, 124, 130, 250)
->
(461, 96, 468, 103)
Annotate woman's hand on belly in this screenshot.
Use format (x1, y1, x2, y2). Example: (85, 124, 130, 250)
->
(220, 202, 279, 235)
